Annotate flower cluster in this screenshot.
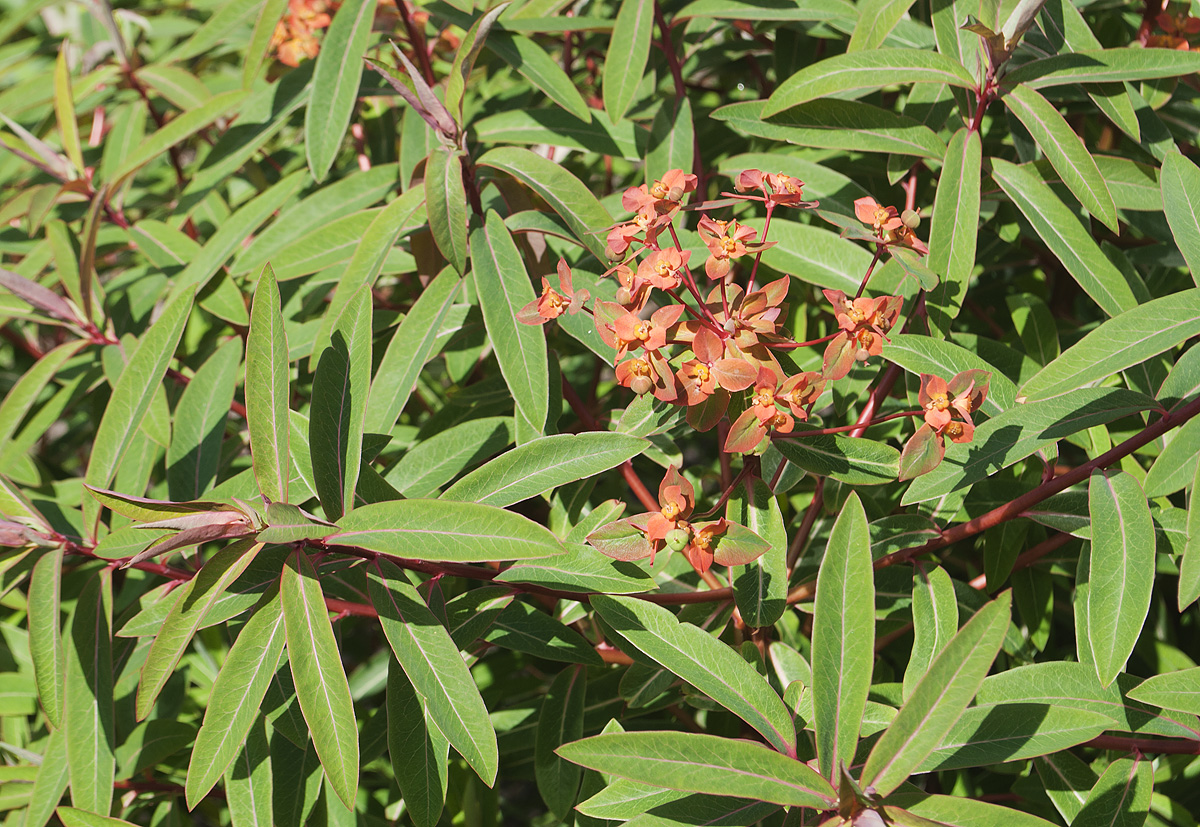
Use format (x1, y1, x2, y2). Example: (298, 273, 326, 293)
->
(270, 0, 338, 67)
(899, 370, 990, 480)
(1149, 8, 1200, 50)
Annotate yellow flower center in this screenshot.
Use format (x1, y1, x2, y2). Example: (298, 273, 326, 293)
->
(771, 412, 790, 429)
(693, 528, 715, 550)
(846, 304, 867, 324)
(873, 207, 891, 228)
(650, 180, 670, 199)
(721, 237, 739, 254)
(928, 393, 949, 412)
(630, 358, 651, 377)
(543, 289, 565, 311)
(661, 501, 681, 521)
(945, 422, 964, 439)
(634, 321, 652, 341)
(654, 259, 673, 276)
(694, 364, 711, 382)
(754, 388, 774, 408)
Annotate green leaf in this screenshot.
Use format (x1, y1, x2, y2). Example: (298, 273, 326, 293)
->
(1019, 289, 1200, 402)
(1126, 666, 1200, 715)
(83, 288, 194, 536)
(536, 666, 587, 818)
(245, 264, 291, 504)
(426, 147, 469, 274)
(645, 98, 694, 186)
(385, 416, 516, 498)
(976, 661, 1200, 739)
(765, 49, 974, 115)
(901, 389, 1157, 505)
(168, 337, 240, 500)
(1181, 459, 1200, 610)
(445, 4, 508, 119)
(54, 45, 83, 173)
(1036, 750, 1098, 825)
(443, 433, 648, 507)
(590, 594, 796, 754)
(1002, 85, 1118, 232)
(25, 727, 69, 827)
(305, 0, 380, 181)
(860, 592, 1011, 797)
(773, 431, 899, 485)
(0, 339, 86, 458)
(225, 716, 273, 827)
(243, 0, 290, 86)
(137, 540, 263, 719)
(28, 547, 64, 728)
(903, 565, 957, 701)
(1161, 152, 1200, 287)
(474, 108, 642, 161)
(1004, 48, 1200, 88)
(1006, 293, 1060, 366)
(812, 492, 873, 780)
(281, 550, 359, 808)
(557, 731, 834, 808)
(730, 478, 787, 628)
(848, 0, 917, 51)
(64, 569, 114, 816)
(883, 333, 1014, 415)
(387, 661, 448, 827)
(1088, 470, 1154, 687)
(882, 791, 1067, 827)
(56, 808, 139, 827)
(991, 158, 1137, 318)
(136, 64, 213, 111)
(310, 287, 372, 520)
(483, 598, 603, 664)
(761, 220, 875, 294)
(926, 128, 981, 328)
(497, 544, 656, 594)
(603, 0, 653, 123)
(471, 211, 548, 431)
(913, 703, 1115, 771)
(333, 498, 563, 563)
(112, 89, 249, 182)
(477, 148, 613, 261)
(186, 588, 287, 808)
(1073, 757, 1153, 827)
(368, 559, 498, 785)
(268, 724, 323, 826)
(712, 99, 946, 159)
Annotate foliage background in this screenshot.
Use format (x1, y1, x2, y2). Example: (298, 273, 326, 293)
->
(2, 0, 1200, 825)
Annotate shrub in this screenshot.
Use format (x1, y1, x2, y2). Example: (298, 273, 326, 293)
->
(1, 0, 1199, 825)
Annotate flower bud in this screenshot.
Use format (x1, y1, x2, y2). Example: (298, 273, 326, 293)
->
(630, 375, 653, 395)
(615, 286, 633, 306)
(901, 208, 921, 230)
(664, 528, 690, 552)
(855, 347, 870, 362)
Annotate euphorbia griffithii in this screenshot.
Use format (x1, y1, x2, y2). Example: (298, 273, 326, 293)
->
(586, 466, 770, 573)
(822, 289, 903, 380)
(899, 370, 991, 480)
(697, 216, 773, 282)
(517, 259, 589, 325)
(854, 196, 929, 255)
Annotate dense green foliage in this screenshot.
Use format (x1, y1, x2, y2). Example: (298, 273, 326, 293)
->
(2, 0, 1200, 825)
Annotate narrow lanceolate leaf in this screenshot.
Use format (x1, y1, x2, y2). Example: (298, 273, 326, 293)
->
(590, 594, 796, 755)
(883, 334, 1014, 416)
(927, 129, 981, 324)
(54, 43, 83, 173)
(603, 0, 652, 122)
(65, 569, 114, 816)
(1003, 48, 1200, 88)
(902, 388, 1156, 505)
(1161, 152, 1200, 286)
(1019, 289, 1200, 402)
(225, 716, 273, 827)
(472, 211, 548, 431)
(1088, 471, 1154, 688)
(137, 541, 264, 720)
(364, 267, 461, 433)
(731, 478, 788, 628)
(368, 560, 498, 785)
(1180, 459, 1200, 610)
(646, 97, 694, 186)
(29, 547, 64, 728)
(333, 499, 564, 561)
(1036, 751, 1098, 825)
(913, 703, 1115, 772)
(26, 727, 70, 827)
(558, 732, 835, 808)
(1003, 85, 1118, 232)
(168, 338, 240, 500)
(310, 287, 372, 520)
(0, 340, 85, 457)
(388, 661, 449, 827)
(1073, 757, 1153, 827)
(305, 0, 380, 181)
(812, 492, 873, 781)
(83, 288, 194, 535)
(426, 147, 469, 274)
(860, 592, 1011, 797)
(764, 50, 975, 115)
(442, 433, 648, 507)
(773, 432, 899, 485)
(243, 0, 290, 86)
(903, 565, 958, 702)
(56, 808, 139, 827)
(848, 0, 917, 51)
(186, 588, 287, 808)
(991, 158, 1136, 318)
(536, 666, 587, 819)
(476, 148, 614, 261)
(281, 550, 359, 808)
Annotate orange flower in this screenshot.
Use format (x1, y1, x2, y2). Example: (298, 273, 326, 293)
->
(917, 371, 988, 439)
(854, 196, 902, 235)
(607, 304, 685, 361)
(698, 216, 768, 281)
(821, 289, 903, 380)
(777, 371, 825, 420)
(636, 248, 690, 291)
(674, 327, 758, 406)
(517, 259, 589, 325)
